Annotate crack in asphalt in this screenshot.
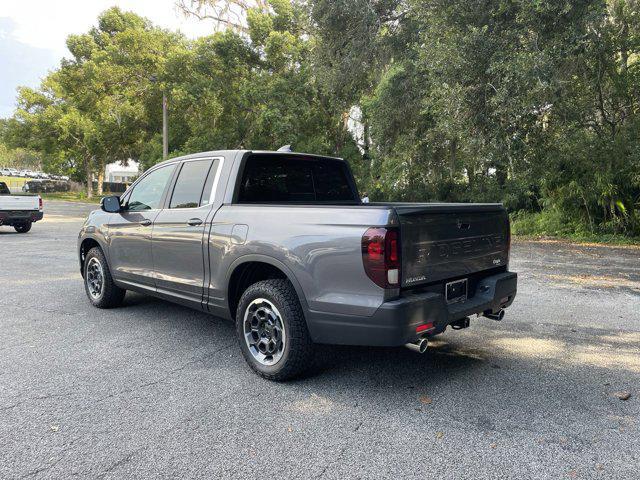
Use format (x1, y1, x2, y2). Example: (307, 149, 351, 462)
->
(96, 447, 144, 479)
(94, 343, 234, 403)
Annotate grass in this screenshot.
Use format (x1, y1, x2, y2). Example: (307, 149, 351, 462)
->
(41, 192, 99, 203)
(511, 211, 640, 246)
(513, 233, 640, 247)
(1, 176, 101, 203)
(42, 191, 124, 203)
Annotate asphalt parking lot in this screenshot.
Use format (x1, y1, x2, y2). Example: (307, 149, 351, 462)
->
(1, 201, 638, 479)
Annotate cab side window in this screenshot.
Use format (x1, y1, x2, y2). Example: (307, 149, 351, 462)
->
(127, 164, 176, 211)
(169, 159, 219, 209)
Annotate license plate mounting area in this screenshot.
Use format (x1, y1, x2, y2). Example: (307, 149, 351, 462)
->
(445, 278, 468, 304)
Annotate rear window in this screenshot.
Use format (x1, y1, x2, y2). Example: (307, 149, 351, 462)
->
(169, 159, 217, 209)
(237, 155, 357, 203)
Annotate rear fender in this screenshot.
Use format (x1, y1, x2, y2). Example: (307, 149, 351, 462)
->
(226, 254, 310, 315)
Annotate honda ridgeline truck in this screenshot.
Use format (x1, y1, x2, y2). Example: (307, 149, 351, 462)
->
(78, 150, 517, 380)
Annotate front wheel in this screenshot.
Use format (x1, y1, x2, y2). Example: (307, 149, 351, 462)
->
(83, 247, 126, 308)
(236, 279, 314, 381)
(14, 222, 32, 233)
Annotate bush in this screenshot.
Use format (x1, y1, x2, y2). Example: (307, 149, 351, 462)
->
(511, 210, 640, 244)
(511, 209, 572, 237)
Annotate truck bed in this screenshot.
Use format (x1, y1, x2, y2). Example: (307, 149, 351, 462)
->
(0, 194, 41, 211)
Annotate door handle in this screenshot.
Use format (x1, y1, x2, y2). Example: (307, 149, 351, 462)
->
(187, 218, 203, 226)
(139, 219, 152, 226)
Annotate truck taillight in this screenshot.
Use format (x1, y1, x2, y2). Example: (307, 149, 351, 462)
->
(361, 227, 400, 288)
(39, 197, 43, 211)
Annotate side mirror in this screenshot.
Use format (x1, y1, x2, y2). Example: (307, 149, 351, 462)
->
(101, 195, 121, 213)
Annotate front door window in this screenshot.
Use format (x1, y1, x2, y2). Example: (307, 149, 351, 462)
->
(126, 165, 175, 211)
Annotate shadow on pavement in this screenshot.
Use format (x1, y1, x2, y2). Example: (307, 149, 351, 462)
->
(115, 290, 640, 405)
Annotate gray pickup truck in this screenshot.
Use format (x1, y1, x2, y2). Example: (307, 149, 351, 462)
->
(78, 150, 517, 380)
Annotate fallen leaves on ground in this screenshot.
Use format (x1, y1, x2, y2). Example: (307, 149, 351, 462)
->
(613, 391, 631, 401)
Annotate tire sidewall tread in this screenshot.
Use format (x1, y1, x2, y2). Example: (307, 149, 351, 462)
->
(236, 279, 314, 381)
(83, 247, 125, 309)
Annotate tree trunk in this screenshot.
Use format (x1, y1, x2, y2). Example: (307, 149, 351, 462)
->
(449, 139, 457, 181)
(84, 157, 93, 199)
(97, 167, 105, 196)
(362, 119, 373, 186)
(335, 110, 350, 153)
(581, 192, 593, 233)
(467, 163, 475, 189)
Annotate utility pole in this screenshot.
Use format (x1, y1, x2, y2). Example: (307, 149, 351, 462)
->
(149, 75, 169, 161)
(162, 92, 168, 161)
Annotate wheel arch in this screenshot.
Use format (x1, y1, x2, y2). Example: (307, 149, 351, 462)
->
(226, 255, 309, 320)
(79, 236, 107, 277)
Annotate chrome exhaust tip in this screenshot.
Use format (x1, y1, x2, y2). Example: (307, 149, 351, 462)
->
(483, 309, 505, 321)
(405, 337, 429, 354)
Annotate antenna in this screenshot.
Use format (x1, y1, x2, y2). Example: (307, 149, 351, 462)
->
(277, 145, 293, 152)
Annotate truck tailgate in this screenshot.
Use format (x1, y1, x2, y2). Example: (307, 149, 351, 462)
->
(394, 204, 510, 287)
(0, 195, 40, 211)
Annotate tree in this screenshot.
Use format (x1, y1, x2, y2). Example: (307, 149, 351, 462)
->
(8, 7, 186, 197)
(166, 0, 357, 164)
(312, 0, 640, 234)
(4, 2, 639, 235)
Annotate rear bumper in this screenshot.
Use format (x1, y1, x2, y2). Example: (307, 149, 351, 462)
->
(307, 271, 517, 346)
(0, 210, 43, 225)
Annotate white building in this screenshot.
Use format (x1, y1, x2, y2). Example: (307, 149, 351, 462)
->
(104, 160, 139, 183)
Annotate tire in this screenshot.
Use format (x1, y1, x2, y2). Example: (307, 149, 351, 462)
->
(236, 279, 314, 381)
(83, 247, 126, 308)
(14, 222, 32, 233)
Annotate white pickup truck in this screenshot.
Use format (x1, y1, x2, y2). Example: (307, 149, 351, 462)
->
(0, 181, 44, 233)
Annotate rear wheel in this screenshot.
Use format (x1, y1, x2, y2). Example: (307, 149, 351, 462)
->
(83, 247, 125, 308)
(14, 222, 32, 233)
(236, 279, 314, 381)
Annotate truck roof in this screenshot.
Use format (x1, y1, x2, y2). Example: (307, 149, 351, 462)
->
(152, 150, 346, 168)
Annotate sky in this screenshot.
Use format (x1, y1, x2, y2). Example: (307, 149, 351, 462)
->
(0, 1, 215, 118)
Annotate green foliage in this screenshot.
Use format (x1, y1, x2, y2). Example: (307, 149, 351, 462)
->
(511, 210, 640, 244)
(313, 0, 640, 236)
(0, 143, 42, 169)
(511, 209, 584, 237)
(3, 1, 640, 237)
